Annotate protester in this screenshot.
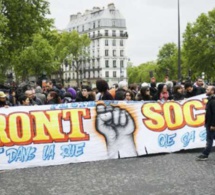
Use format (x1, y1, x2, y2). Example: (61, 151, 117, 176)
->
(136, 86, 152, 101)
(129, 83, 138, 98)
(62, 87, 77, 103)
(115, 81, 128, 100)
(184, 82, 204, 98)
(153, 83, 172, 101)
(76, 85, 95, 102)
(124, 90, 134, 101)
(46, 91, 61, 104)
(19, 95, 30, 106)
(150, 82, 157, 98)
(96, 79, 113, 100)
(173, 85, 185, 101)
(0, 91, 11, 108)
(35, 86, 46, 105)
(32, 88, 43, 105)
(196, 86, 215, 161)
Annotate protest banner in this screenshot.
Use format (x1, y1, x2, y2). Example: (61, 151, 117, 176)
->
(0, 94, 207, 170)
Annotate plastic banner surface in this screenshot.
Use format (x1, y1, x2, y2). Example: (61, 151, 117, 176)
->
(0, 94, 207, 170)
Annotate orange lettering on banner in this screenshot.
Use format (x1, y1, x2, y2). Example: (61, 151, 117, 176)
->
(0, 114, 12, 146)
(163, 102, 185, 130)
(31, 110, 67, 144)
(142, 103, 166, 132)
(62, 109, 90, 141)
(8, 112, 33, 145)
(183, 100, 205, 127)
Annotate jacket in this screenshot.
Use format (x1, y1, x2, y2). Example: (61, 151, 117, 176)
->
(205, 95, 215, 128)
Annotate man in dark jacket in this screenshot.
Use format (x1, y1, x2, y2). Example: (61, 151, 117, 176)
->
(196, 86, 215, 160)
(184, 82, 204, 98)
(76, 85, 95, 102)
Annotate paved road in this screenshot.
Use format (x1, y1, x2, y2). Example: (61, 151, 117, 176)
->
(1, 150, 215, 195)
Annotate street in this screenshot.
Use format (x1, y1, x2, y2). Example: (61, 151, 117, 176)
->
(1, 149, 215, 195)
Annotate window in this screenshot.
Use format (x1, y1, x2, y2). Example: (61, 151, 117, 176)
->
(105, 60, 109, 68)
(105, 50, 109, 56)
(93, 32, 95, 38)
(113, 60, 116, 68)
(120, 40, 123, 46)
(105, 30, 108, 36)
(112, 39, 116, 46)
(82, 25, 84, 32)
(120, 60, 124, 68)
(105, 71, 109, 77)
(105, 39, 108, 46)
(112, 30, 116, 37)
(120, 31, 124, 36)
(93, 22, 95, 29)
(113, 71, 117, 77)
(98, 20, 100, 27)
(120, 50, 124, 57)
(113, 50, 116, 57)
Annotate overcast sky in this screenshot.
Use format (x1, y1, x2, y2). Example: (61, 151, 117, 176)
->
(48, 0, 215, 65)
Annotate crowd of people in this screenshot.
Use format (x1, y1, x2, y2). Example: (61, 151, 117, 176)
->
(0, 77, 207, 108)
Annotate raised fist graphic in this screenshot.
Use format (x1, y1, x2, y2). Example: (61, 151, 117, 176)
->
(96, 105, 137, 158)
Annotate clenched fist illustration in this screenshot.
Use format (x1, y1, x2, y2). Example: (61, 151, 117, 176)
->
(96, 105, 137, 158)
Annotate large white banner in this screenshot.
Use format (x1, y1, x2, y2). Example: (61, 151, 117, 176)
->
(0, 94, 207, 170)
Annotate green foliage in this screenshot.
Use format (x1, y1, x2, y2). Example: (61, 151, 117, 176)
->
(15, 33, 56, 80)
(0, 0, 53, 82)
(55, 30, 91, 86)
(183, 9, 215, 81)
(155, 43, 178, 81)
(127, 61, 157, 84)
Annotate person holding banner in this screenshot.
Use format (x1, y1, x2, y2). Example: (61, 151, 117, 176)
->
(196, 86, 215, 161)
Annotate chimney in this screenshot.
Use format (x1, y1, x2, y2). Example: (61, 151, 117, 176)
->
(77, 12, 82, 18)
(108, 3, 115, 10)
(92, 7, 100, 12)
(84, 9, 90, 15)
(70, 14, 77, 21)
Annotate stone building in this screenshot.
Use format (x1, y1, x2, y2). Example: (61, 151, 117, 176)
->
(63, 3, 129, 87)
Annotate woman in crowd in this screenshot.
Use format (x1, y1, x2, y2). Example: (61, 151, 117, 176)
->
(46, 91, 61, 104)
(136, 86, 152, 101)
(19, 95, 30, 106)
(153, 83, 172, 101)
(173, 85, 185, 101)
(124, 90, 134, 101)
(96, 79, 113, 100)
(129, 83, 138, 99)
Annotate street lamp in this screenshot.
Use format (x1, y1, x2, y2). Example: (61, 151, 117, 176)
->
(177, 0, 181, 82)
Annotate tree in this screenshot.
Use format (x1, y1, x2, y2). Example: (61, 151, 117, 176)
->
(0, 0, 53, 82)
(0, 1, 9, 83)
(155, 43, 178, 81)
(55, 31, 91, 87)
(127, 61, 157, 84)
(183, 9, 215, 81)
(15, 33, 57, 80)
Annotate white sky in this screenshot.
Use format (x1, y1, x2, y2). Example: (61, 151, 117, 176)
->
(48, 0, 215, 66)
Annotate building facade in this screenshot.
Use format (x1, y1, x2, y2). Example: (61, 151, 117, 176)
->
(63, 3, 129, 87)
